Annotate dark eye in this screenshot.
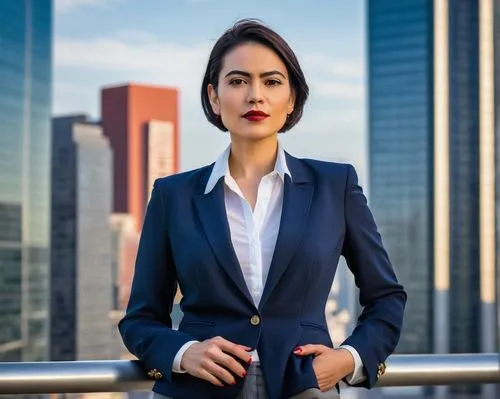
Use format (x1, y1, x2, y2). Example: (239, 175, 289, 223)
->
(266, 79, 281, 86)
(229, 78, 245, 85)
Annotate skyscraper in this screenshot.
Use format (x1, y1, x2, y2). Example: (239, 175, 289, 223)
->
(0, 0, 52, 362)
(101, 83, 180, 232)
(368, 0, 497, 370)
(368, 0, 435, 355)
(50, 115, 113, 361)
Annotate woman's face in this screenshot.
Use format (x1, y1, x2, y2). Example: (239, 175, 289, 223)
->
(208, 42, 295, 141)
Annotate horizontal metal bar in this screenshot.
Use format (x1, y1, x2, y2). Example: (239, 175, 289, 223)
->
(0, 360, 153, 394)
(379, 353, 500, 386)
(0, 354, 499, 394)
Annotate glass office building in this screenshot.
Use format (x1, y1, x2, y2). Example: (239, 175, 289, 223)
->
(0, 0, 52, 361)
(51, 116, 113, 361)
(368, 0, 435, 355)
(447, 0, 481, 358)
(368, 0, 497, 374)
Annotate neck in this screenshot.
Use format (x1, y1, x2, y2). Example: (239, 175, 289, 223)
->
(228, 135, 279, 180)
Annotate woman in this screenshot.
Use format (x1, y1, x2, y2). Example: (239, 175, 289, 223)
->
(119, 19, 406, 399)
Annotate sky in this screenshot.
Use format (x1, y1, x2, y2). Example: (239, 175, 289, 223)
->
(53, 0, 368, 184)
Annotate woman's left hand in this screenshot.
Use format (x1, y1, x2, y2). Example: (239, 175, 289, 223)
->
(294, 345, 355, 392)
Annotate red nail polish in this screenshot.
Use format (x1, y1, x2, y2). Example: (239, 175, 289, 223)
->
(248, 358, 253, 364)
(242, 371, 247, 377)
(294, 347, 302, 353)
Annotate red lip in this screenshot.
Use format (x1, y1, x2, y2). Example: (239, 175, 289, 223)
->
(242, 110, 269, 117)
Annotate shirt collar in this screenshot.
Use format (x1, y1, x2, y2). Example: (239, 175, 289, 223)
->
(204, 142, 291, 195)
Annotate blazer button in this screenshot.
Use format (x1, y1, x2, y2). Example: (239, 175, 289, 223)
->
(250, 315, 261, 326)
(147, 369, 163, 380)
(376, 362, 387, 379)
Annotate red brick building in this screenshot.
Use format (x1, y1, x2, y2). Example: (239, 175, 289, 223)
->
(101, 83, 180, 232)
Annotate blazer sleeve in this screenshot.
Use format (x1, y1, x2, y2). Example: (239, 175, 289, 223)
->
(340, 164, 407, 389)
(118, 180, 195, 382)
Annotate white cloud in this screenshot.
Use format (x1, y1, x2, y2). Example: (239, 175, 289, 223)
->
(302, 53, 364, 80)
(53, 32, 366, 172)
(54, 0, 123, 13)
(55, 36, 211, 74)
(54, 34, 364, 102)
(311, 81, 364, 100)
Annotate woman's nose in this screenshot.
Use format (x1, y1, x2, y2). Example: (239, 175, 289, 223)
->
(247, 83, 264, 103)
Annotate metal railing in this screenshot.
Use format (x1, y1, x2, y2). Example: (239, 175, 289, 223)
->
(0, 353, 499, 394)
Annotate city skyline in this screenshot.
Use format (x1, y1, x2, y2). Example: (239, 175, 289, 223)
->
(52, 0, 368, 183)
(0, 1, 497, 397)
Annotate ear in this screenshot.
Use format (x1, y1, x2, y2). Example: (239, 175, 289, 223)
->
(208, 84, 220, 115)
(287, 89, 296, 115)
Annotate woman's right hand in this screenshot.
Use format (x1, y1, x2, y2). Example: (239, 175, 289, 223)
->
(180, 336, 252, 387)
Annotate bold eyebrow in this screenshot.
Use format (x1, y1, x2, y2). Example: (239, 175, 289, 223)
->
(224, 70, 287, 79)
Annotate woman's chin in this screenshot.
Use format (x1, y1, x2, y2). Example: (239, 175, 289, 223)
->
(229, 127, 278, 141)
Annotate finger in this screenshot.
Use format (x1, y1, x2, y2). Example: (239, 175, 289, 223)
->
(214, 351, 248, 377)
(293, 344, 326, 356)
(215, 337, 253, 364)
(319, 381, 336, 393)
(204, 360, 237, 385)
(212, 336, 251, 351)
(197, 368, 225, 387)
(319, 382, 330, 392)
(315, 369, 338, 392)
(314, 373, 328, 392)
(315, 374, 330, 392)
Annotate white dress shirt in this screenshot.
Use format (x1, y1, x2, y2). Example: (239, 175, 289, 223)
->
(172, 143, 365, 384)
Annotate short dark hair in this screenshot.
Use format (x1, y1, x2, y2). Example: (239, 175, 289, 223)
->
(201, 19, 309, 133)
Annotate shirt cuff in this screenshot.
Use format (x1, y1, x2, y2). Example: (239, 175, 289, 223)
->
(172, 340, 199, 373)
(338, 344, 366, 384)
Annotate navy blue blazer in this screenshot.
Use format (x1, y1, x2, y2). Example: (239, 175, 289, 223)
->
(119, 153, 406, 399)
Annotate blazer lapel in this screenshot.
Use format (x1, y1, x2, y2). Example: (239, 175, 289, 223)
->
(194, 175, 255, 307)
(259, 154, 313, 309)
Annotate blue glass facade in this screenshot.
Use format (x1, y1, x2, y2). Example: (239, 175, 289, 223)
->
(369, 0, 489, 368)
(0, 0, 52, 361)
(368, 0, 434, 354)
(448, 0, 480, 356)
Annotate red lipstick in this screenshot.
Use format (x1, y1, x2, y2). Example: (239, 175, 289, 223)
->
(242, 110, 269, 122)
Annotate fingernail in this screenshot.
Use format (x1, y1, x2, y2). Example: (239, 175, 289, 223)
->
(248, 358, 253, 364)
(242, 371, 247, 377)
(294, 347, 302, 354)
(232, 380, 236, 385)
